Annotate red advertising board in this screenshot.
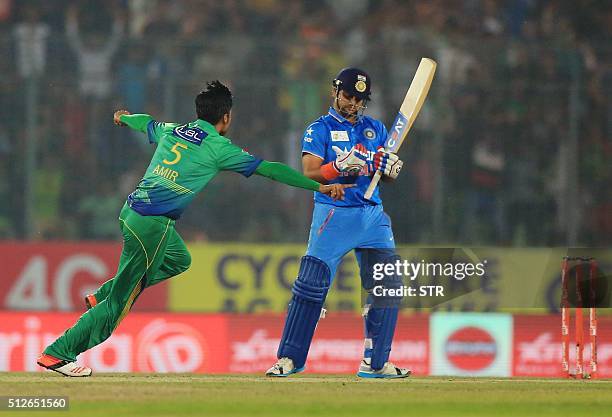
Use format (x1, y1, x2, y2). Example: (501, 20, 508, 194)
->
(513, 314, 612, 378)
(0, 312, 228, 373)
(227, 313, 430, 375)
(0, 243, 167, 311)
(2, 311, 610, 377)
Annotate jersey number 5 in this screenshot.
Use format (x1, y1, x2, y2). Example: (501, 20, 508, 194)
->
(163, 142, 188, 165)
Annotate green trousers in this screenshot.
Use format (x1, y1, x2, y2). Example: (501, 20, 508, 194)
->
(44, 204, 191, 362)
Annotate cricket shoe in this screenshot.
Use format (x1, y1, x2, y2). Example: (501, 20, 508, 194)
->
(265, 357, 304, 377)
(37, 354, 92, 377)
(357, 358, 411, 379)
(85, 294, 97, 310)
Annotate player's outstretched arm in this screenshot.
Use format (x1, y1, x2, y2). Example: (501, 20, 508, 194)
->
(113, 110, 153, 133)
(255, 161, 353, 200)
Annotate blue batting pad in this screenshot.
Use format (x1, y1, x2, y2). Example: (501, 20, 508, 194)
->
(358, 251, 403, 370)
(366, 304, 399, 370)
(277, 256, 330, 369)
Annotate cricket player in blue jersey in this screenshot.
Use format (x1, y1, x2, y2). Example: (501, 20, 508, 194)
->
(267, 68, 409, 378)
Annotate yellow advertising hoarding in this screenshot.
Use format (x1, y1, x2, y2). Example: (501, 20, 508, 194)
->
(170, 244, 362, 313)
(170, 245, 610, 313)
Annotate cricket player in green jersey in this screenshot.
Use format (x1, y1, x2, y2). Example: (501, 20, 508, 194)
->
(37, 81, 351, 377)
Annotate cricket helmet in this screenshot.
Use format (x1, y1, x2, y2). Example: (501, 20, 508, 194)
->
(332, 67, 371, 101)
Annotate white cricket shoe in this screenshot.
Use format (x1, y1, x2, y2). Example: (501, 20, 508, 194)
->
(265, 357, 305, 377)
(37, 354, 92, 377)
(357, 358, 411, 379)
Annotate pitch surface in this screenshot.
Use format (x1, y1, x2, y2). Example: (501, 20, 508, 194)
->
(1, 373, 611, 416)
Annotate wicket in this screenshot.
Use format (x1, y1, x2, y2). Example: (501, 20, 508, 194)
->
(561, 256, 597, 379)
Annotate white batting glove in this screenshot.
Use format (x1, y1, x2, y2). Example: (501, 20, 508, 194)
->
(331, 144, 368, 173)
(374, 149, 403, 179)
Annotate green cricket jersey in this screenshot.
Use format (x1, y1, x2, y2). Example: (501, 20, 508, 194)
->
(122, 114, 262, 219)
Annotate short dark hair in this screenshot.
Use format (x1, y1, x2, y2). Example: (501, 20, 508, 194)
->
(195, 80, 233, 124)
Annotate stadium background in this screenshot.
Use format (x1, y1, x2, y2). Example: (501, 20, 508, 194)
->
(0, 0, 610, 377)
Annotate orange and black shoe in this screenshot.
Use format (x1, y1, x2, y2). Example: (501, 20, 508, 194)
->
(84, 294, 97, 310)
(37, 354, 92, 377)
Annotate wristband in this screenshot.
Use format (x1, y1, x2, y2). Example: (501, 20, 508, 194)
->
(320, 162, 340, 180)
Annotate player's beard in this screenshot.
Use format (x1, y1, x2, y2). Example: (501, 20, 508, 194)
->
(334, 99, 360, 121)
(338, 106, 358, 120)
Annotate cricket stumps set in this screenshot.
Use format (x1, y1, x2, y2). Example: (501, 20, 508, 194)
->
(561, 256, 598, 379)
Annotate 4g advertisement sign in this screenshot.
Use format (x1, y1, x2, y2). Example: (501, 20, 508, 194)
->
(0, 243, 168, 311)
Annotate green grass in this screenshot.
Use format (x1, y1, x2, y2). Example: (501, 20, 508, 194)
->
(1, 373, 611, 417)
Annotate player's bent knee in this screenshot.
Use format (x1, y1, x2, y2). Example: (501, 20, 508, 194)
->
(292, 255, 331, 302)
(170, 250, 192, 275)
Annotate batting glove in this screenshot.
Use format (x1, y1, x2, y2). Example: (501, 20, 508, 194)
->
(331, 144, 368, 173)
(374, 149, 403, 179)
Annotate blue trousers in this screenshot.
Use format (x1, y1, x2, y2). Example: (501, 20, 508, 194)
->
(306, 202, 396, 281)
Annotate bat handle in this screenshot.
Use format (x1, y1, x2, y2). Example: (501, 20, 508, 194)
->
(364, 170, 382, 200)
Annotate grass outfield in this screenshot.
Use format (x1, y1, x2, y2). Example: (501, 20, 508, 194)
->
(1, 373, 611, 417)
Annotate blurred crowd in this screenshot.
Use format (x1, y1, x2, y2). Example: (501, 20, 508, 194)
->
(0, 0, 610, 246)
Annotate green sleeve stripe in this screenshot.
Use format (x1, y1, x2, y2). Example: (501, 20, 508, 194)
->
(255, 161, 320, 192)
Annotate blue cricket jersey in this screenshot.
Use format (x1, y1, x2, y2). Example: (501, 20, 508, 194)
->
(302, 107, 387, 206)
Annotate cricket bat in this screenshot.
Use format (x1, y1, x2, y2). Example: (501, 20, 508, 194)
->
(364, 57, 437, 200)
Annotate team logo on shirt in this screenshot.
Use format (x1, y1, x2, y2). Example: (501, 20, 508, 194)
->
(173, 125, 207, 145)
(363, 128, 376, 140)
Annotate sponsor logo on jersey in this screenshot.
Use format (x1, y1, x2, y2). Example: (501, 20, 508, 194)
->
(173, 125, 207, 145)
(330, 131, 350, 142)
(363, 128, 376, 140)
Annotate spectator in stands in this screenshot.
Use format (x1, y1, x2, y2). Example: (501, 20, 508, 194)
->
(12, 4, 49, 79)
(65, 5, 123, 100)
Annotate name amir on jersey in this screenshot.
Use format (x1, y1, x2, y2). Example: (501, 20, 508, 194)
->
(152, 164, 179, 181)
